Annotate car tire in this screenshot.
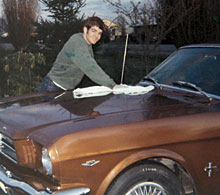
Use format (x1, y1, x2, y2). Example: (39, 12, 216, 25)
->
(105, 163, 185, 195)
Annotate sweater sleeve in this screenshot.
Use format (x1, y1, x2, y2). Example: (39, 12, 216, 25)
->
(65, 41, 116, 88)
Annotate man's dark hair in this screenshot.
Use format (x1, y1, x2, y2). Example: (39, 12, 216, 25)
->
(84, 16, 106, 32)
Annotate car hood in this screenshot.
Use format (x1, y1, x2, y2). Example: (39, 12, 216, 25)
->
(0, 89, 216, 146)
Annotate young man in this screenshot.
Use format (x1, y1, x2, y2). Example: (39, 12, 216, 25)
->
(38, 16, 117, 92)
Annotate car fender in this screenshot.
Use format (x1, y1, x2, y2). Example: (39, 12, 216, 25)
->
(96, 148, 187, 195)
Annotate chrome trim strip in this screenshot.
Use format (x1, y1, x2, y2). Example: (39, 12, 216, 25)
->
(2, 142, 16, 153)
(0, 133, 17, 164)
(55, 188, 90, 195)
(0, 152, 17, 164)
(0, 165, 90, 195)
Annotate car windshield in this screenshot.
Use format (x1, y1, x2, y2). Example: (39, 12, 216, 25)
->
(148, 47, 220, 96)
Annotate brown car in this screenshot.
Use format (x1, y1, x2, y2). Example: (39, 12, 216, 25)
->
(0, 44, 220, 195)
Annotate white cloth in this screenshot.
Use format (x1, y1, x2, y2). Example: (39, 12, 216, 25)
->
(73, 85, 154, 99)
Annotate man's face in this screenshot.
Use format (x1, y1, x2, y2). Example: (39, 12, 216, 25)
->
(83, 25, 103, 45)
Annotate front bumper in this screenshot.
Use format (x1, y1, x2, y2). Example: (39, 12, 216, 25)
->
(0, 165, 90, 195)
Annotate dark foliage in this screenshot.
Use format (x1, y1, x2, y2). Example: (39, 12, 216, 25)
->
(34, 18, 85, 68)
(164, 0, 220, 47)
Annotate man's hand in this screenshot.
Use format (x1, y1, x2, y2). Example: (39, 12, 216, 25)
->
(113, 84, 129, 89)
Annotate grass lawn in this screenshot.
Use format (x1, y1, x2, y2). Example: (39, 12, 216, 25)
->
(96, 53, 165, 85)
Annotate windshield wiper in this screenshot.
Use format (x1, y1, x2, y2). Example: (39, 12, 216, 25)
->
(173, 80, 212, 102)
(143, 76, 161, 89)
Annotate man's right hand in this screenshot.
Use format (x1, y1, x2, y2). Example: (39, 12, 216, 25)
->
(113, 84, 129, 89)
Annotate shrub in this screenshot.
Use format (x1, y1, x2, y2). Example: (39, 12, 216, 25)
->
(0, 51, 46, 97)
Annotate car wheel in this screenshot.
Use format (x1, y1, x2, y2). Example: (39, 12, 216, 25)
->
(106, 163, 185, 195)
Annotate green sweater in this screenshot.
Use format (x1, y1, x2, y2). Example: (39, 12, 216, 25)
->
(48, 33, 116, 90)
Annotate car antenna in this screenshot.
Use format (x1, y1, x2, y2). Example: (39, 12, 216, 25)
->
(120, 34, 129, 84)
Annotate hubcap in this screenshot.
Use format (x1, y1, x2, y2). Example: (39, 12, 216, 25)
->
(125, 181, 167, 195)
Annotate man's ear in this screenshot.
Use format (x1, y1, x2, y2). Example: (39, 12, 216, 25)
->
(83, 26, 88, 34)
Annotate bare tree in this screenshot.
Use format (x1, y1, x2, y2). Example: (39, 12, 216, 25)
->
(103, 0, 197, 74)
(0, 17, 7, 33)
(169, 0, 220, 46)
(116, 14, 126, 38)
(104, 0, 198, 46)
(2, 0, 39, 51)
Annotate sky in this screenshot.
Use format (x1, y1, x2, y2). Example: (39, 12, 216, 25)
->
(79, 0, 118, 21)
(0, 0, 132, 22)
(38, 0, 119, 21)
